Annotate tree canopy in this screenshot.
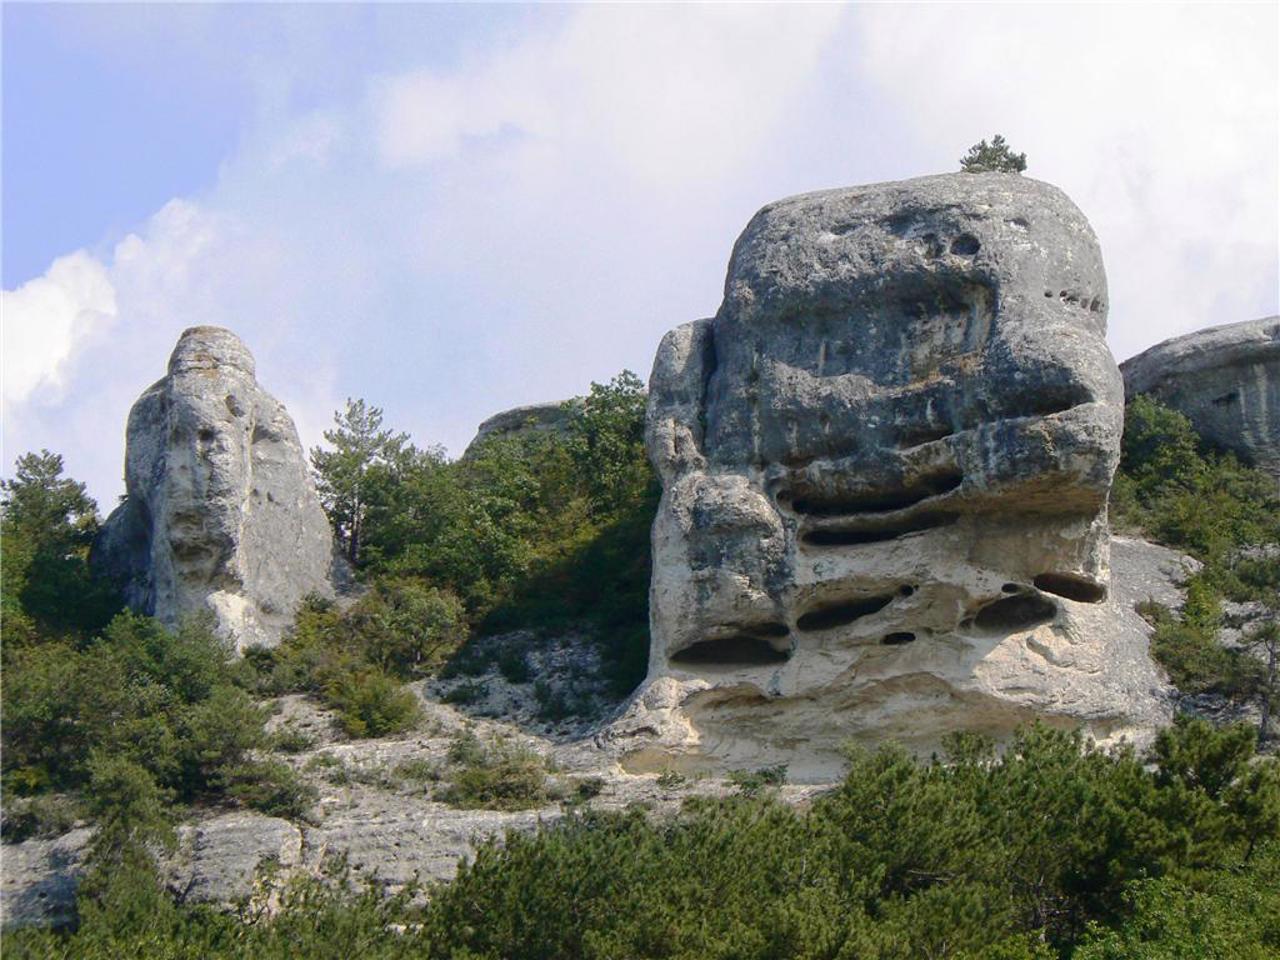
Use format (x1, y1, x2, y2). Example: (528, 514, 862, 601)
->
(960, 134, 1027, 173)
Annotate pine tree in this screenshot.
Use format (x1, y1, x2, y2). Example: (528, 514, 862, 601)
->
(310, 400, 411, 565)
(960, 134, 1027, 173)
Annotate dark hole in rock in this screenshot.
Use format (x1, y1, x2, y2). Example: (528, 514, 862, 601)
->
(1001, 583, 1023, 594)
(197, 427, 217, 444)
(896, 422, 955, 448)
(671, 636, 791, 665)
(802, 513, 957, 547)
(899, 584, 916, 597)
(1089, 297, 1103, 313)
(1033, 573, 1107, 604)
(1022, 381, 1094, 418)
(882, 632, 916, 645)
(797, 594, 894, 631)
(973, 594, 1057, 633)
(747, 622, 791, 639)
(1044, 290, 1054, 298)
(960, 617, 975, 630)
(1213, 391, 1239, 406)
(950, 234, 980, 256)
(791, 470, 962, 516)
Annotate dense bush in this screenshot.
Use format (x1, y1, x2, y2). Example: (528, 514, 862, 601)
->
(3, 613, 267, 801)
(9, 719, 1277, 959)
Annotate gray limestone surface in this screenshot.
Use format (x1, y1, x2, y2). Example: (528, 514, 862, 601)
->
(93, 326, 342, 649)
(1120, 317, 1280, 477)
(635, 173, 1170, 774)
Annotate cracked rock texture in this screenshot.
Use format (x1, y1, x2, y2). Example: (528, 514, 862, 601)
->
(1120, 317, 1280, 478)
(631, 173, 1170, 776)
(93, 326, 342, 649)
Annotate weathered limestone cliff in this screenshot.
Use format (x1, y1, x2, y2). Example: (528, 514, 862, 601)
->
(1121, 317, 1280, 478)
(93, 326, 342, 649)
(622, 173, 1170, 776)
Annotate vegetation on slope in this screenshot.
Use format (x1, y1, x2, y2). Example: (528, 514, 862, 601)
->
(1, 456, 315, 839)
(7, 720, 1278, 959)
(281, 369, 656, 709)
(1112, 395, 1280, 738)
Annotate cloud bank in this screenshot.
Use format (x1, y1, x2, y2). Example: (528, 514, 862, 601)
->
(3, 5, 1276, 509)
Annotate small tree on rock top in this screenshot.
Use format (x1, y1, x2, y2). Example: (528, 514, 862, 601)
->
(960, 134, 1027, 174)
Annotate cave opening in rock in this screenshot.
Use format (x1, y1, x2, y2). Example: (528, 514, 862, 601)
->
(670, 636, 792, 666)
(790, 470, 962, 516)
(1033, 573, 1107, 604)
(797, 594, 895, 631)
(972, 593, 1057, 633)
(801, 513, 957, 547)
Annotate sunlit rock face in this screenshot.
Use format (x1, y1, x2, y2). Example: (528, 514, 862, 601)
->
(627, 174, 1169, 777)
(94, 326, 342, 650)
(1121, 317, 1280, 479)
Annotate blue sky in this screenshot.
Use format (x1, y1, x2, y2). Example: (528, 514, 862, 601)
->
(4, 3, 1277, 508)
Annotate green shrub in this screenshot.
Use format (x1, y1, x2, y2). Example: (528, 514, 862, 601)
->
(496, 644, 532, 684)
(439, 742, 550, 811)
(0, 793, 83, 842)
(441, 680, 487, 706)
(224, 759, 317, 820)
(344, 579, 469, 679)
(438, 732, 550, 811)
(269, 723, 316, 754)
(727, 764, 788, 795)
(324, 668, 421, 739)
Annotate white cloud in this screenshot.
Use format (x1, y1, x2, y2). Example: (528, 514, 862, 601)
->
(852, 3, 1279, 361)
(2, 251, 117, 413)
(373, 5, 843, 185)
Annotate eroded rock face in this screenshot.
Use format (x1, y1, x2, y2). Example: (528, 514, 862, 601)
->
(1121, 317, 1280, 477)
(94, 326, 341, 649)
(634, 173, 1169, 775)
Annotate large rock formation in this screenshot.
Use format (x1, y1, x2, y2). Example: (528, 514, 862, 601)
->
(630, 173, 1170, 776)
(94, 326, 341, 649)
(1120, 317, 1280, 477)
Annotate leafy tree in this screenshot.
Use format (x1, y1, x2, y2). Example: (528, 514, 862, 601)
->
(310, 400, 418, 565)
(564, 370, 654, 519)
(1, 450, 120, 635)
(960, 134, 1028, 173)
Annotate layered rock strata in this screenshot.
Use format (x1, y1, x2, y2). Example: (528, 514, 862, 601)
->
(94, 326, 341, 649)
(631, 173, 1170, 776)
(1121, 317, 1280, 477)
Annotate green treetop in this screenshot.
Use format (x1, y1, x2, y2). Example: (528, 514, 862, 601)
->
(960, 134, 1027, 173)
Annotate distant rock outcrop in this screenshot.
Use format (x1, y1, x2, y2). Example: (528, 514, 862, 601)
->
(1120, 317, 1280, 477)
(461, 399, 581, 459)
(626, 173, 1170, 775)
(93, 326, 342, 649)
